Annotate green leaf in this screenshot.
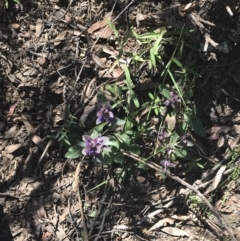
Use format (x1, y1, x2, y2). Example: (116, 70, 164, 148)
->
(137, 32, 165, 39)
(132, 54, 144, 62)
(105, 84, 114, 95)
(107, 139, 119, 149)
(91, 129, 100, 138)
(125, 130, 133, 135)
(197, 163, 204, 169)
(172, 57, 183, 68)
(107, 19, 118, 37)
(113, 152, 124, 163)
(88, 210, 97, 218)
(97, 91, 108, 103)
(154, 107, 159, 116)
(150, 48, 156, 67)
(101, 153, 112, 165)
(65, 145, 82, 159)
(117, 133, 130, 144)
(114, 84, 121, 96)
(148, 92, 154, 100)
(124, 118, 134, 131)
(148, 59, 152, 70)
(115, 118, 125, 126)
(135, 161, 149, 170)
(127, 144, 140, 155)
(188, 113, 206, 137)
(123, 65, 133, 89)
(152, 31, 166, 53)
(161, 88, 170, 98)
(132, 94, 140, 108)
(174, 149, 188, 159)
(94, 122, 107, 133)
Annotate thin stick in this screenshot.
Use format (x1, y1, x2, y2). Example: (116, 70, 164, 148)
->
(75, 162, 89, 241)
(122, 151, 237, 241)
(94, 196, 113, 241)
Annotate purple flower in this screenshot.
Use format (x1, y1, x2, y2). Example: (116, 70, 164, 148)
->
(160, 160, 176, 171)
(82, 135, 109, 156)
(152, 129, 169, 142)
(96, 102, 114, 125)
(164, 92, 181, 108)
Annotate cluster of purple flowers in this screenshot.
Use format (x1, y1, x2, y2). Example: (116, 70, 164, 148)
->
(152, 129, 169, 142)
(164, 92, 181, 108)
(160, 160, 176, 171)
(82, 102, 115, 158)
(96, 102, 114, 125)
(82, 135, 109, 156)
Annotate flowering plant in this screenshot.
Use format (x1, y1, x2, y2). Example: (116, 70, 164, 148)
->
(164, 91, 181, 108)
(96, 102, 115, 125)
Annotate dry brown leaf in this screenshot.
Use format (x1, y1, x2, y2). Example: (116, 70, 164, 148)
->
(54, 31, 67, 46)
(88, 19, 108, 34)
(217, 135, 227, 148)
(36, 18, 44, 37)
(102, 45, 118, 57)
(31, 197, 46, 219)
(148, 218, 175, 232)
(113, 224, 131, 230)
(112, 67, 124, 78)
(49, 80, 64, 94)
(91, 53, 106, 68)
(88, 20, 107, 34)
(88, 13, 111, 33)
(8, 103, 18, 116)
(15, 236, 24, 241)
(92, 26, 113, 39)
(206, 126, 230, 140)
(0, 0, 5, 16)
(206, 126, 230, 134)
(56, 225, 70, 241)
(68, 30, 83, 36)
(4, 124, 19, 139)
(11, 23, 20, 30)
(21, 114, 35, 136)
(59, 208, 70, 223)
(205, 165, 227, 194)
(136, 176, 146, 183)
(161, 227, 190, 237)
(31, 135, 45, 151)
(72, 162, 81, 192)
(165, 114, 176, 131)
(37, 56, 49, 66)
(1, 158, 11, 171)
(23, 68, 38, 77)
(5, 144, 22, 153)
(207, 133, 220, 140)
(171, 215, 189, 221)
(233, 125, 240, 135)
(0, 139, 8, 151)
(42, 231, 52, 241)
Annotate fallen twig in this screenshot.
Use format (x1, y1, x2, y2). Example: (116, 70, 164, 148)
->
(94, 196, 113, 241)
(75, 161, 89, 241)
(89, 174, 111, 237)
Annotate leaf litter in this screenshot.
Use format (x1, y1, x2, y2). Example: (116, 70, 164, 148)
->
(1, 0, 240, 241)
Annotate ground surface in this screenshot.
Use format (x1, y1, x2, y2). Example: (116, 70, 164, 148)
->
(1, 0, 240, 241)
